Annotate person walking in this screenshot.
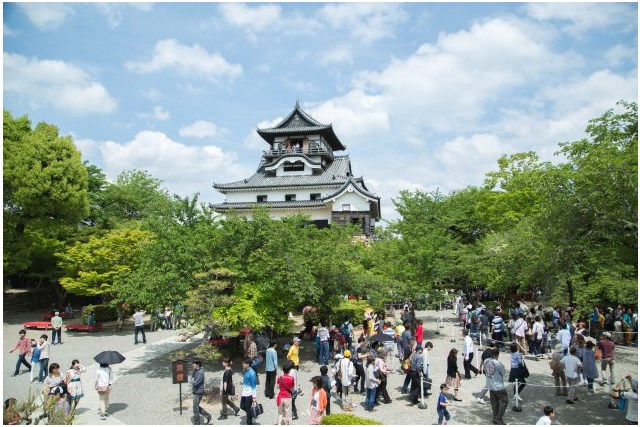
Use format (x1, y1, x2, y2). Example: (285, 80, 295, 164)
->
(190, 360, 211, 425)
(10, 330, 32, 377)
(445, 348, 462, 401)
(265, 341, 278, 399)
(512, 313, 529, 354)
(308, 376, 328, 425)
(289, 361, 301, 420)
(374, 349, 393, 404)
(462, 330, 479, 379)
(42, 363, 64, 407)
(29, 339, 41, 384)
(531, 316, 545, 356)
(556, 323, 571, 356)
(95, 363, 113, 421)
(287, 337, 301, 369)
(483, 347, 508, 425)
(337, 349, 356, 410)
(319, 365, 332, 415)
(240, 357, 258, 425)
(409, 345, 424, 404)
(64, 359, 86, 412)
(597, 331, 615, 386)
(164, 306, 173, 330)
(549, 344, 568, 397)
(437, 384, 451, 425)
(352, 339, 367, 394)
(37, 334, 51, 383)
(276, 361, 295, 425)
(561, 346, 582, 404)
(364, 355, 380, 412)
(474, 341, 498, 403)
(218, 358, 240, 420)
(582, 341, 599, 393)
(51, 312, 63, 345)
(317, 323, 330, 366)
(132, 308, 146, 344)
(508, 342, 527, 401)
(415, 320, 424, 347)
(491, 312, 506, 350)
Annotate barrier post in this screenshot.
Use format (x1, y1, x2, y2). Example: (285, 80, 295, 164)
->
(450, 324, 456, 342)
(512, 379, 522, 412)
(418, 372, 427, 409)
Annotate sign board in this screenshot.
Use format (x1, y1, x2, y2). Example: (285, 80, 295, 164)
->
(172, 359, 189, 384)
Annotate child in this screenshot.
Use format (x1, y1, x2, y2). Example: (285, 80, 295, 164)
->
(48, 386, 70, 422)
(437, 384, 451, 425)
(319, 365, 331, 415)
(535, 405, 555, 425)
(582, 341, 599, 393)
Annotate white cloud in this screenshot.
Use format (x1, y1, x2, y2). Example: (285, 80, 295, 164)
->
(218, 3, 322, 41)
(142, 88, 162, 102)
(137, 106, 170, 121)
(94, 3, 123, 28)
(219, 3, 281, 33)
(319, 3, 408, 43)
(243, 117, 283, 151)
(525, 3, 637, 35)
(604, 44, 638, 68)
(4, 24, 19, 36)
(179, 120, 220, 138)
(128, 3, 153, 12)
(3, 52, 117, 114)
(256, 64, 271, 73)
(319, 46, 353, 66)
(125, 39, 243, 81)
(17, 3, 74, 30)
(98, 131, 249, 198)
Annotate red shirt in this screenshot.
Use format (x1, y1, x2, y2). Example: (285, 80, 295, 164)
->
(597, 339, 615, 359)
(415, 324, 424, 344)
(276, 374, 295, 406)
(11, 337, 31, 355)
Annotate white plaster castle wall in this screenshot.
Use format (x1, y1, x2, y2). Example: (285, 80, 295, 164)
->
(225, 187, 341, 203)
(329, 189, 372, 212)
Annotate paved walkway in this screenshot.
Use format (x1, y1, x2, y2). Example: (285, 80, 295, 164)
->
(4, 308, 638, 424)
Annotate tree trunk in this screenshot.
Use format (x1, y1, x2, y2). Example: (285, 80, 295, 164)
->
(51, 281, 67, 308)
(115, 304, 124, 331)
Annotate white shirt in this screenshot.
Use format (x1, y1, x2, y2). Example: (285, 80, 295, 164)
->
(561, 354, 582, 379)
(536, 415, 552, 425)
(38, 341, 51, 360)
(338, 357, 355, 383)
(625, 391, 638, 423)
(95, 367, 113, 387)
(133, 311, 145, 327)
(556, 329, 571, 348)
(514, 319, 528, 338)
(463, 335, 475, 359)
(532, 321, 544, 340)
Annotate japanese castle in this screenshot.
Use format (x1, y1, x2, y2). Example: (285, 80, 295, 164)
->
(212, 102, 381, 236)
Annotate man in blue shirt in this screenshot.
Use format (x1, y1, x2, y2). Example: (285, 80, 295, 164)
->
(241, 357, 258, 425)
(265, 342, 278, 399)
(190, 360, 211, 425)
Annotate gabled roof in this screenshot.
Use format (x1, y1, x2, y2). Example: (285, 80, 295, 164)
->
(256, 102, 346, 151)
(323, 177, 381, 219)
(214, 155, 353, 191)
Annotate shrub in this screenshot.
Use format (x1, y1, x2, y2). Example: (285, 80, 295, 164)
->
(332, 300, 376, 325)
(81, 304, 118, 323)
(321, 413, 382, 425)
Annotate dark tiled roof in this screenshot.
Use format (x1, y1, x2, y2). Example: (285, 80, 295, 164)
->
(211, 200, 327, 211)
(256, 103, 346, 151)
(323, 178, 381, 219)
(214, 155, 353, 191)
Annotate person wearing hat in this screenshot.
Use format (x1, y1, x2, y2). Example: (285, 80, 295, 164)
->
(9, 330, 32, 377)
(597, 332, 616, 386)
(549, 344, 568, 396)
(49, 385, 70, 419)
(336, 349, 355, 410)
(287, 337, 301, 369)
(51, 311, 63, 345)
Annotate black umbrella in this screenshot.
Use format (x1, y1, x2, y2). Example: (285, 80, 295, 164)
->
(368, 333, 395, 343)
(94, 350, 126, 365)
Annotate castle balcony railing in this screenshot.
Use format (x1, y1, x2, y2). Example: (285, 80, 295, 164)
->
(263, 145, 334, 160)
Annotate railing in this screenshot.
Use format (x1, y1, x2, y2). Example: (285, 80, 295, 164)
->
(263, 145, 333, 159)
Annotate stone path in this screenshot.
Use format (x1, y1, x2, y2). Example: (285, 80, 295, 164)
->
(4, 308, 638, 424)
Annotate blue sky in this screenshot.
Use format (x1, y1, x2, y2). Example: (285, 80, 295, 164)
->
(3, 2, 638, 221)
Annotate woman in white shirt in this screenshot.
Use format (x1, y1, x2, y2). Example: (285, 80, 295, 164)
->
(95, 363, 113, 420)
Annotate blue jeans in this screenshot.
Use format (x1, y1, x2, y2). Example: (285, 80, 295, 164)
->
(39, 358, 49, 382)
(438, 408, 451, 424)
(320, 341, 330, 365)
(365, 387, 377, 410)
(14, 353, 31, 375)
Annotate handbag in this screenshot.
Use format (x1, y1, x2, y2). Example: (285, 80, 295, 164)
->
(249, 402, 264, 419)
(521, 357, 530, 378)
(96, 385, 109, 394)
(251, 354, 263, 369)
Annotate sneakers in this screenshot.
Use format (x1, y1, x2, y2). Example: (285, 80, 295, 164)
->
(234, 408, 241, 416)
(205, 414, 212, 424)
(218, 415, 228, 420)
(566, 400, 574, 404)
(100, 415, 107, 420)
(475, 397, 486, 404)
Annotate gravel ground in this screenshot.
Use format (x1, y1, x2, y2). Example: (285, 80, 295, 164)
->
(4, 308, 638, 425)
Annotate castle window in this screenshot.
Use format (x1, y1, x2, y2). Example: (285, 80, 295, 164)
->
(342, 204, 351, 211)
(310, 193, 321, 200)
(285, 194, 296, 201)
(283, 162, 305, 172)
(257, 195, 267, 203)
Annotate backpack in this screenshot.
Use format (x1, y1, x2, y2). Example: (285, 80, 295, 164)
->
(341, 323, 350, 337)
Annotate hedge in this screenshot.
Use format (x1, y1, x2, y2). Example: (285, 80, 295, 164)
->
(303, 300, 380, 327)
(320, 413, 382, 425)
(82, 304, 118, 323)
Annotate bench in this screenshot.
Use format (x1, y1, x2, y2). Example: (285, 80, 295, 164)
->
(23, 321, 52, 329)
(65, 323, 103, 332)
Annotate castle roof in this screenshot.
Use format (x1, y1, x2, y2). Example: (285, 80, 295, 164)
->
(256, 102, 346, 151)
